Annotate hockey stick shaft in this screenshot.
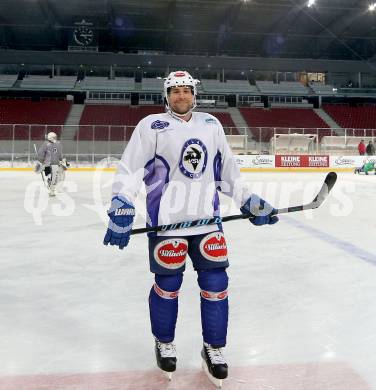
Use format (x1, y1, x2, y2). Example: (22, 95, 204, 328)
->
(33, 143, 46, 186)
(130, 172, 337, 235)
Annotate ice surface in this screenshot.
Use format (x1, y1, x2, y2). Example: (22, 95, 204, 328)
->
(0, 170, 375, 389)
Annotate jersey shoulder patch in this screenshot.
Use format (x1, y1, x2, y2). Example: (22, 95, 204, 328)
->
(195, 112, 219, 125)
(151, 119, 170, 129)
(142, 114, 171, 131)
(204, 116, 218, 125)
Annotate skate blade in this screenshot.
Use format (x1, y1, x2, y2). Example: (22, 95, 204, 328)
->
(162, 370, 173, 381)
(202, 359, 223, 389)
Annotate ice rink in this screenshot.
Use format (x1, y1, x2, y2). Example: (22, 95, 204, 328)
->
(0, 170, 375, 390)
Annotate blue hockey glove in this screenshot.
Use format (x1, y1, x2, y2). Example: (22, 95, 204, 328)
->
(240, 195, 279, 226)
(103, 196, 135, 249)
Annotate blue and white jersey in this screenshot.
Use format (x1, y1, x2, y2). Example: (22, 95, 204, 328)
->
(112, 111, 252, 236)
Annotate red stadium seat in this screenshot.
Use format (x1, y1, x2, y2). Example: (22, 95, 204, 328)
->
(77, 105, 164, 140)
(239, 107, 330, 142)
(323, 104, 376, 136)
(0, 100, 71, 140)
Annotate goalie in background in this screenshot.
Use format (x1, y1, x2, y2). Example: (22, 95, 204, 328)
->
(34, 131, 69, 196)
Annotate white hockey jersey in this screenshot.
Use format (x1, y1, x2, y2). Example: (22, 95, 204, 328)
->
(112, 111, 252, 236)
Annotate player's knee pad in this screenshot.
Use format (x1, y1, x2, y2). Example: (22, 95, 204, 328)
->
(149, 273, 183, 343)
(197, 268, 228, 301)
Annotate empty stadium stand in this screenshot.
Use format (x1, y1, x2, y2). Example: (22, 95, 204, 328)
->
(77, 105, 164, 140)
(141, 78, 164, 91)
(208, 112, 237, 132)
(20, 75, 77, 90)
(323, 104, 376, 136)
(201, 79, 258, 94)
(77, 105, 238, 140)
(75, 77, 135, 91)
(0, 74, 18, 89)
(309, 82, 336, 95)
(256, 81, 309, 95)
(0, 99, 72, 139)
(239, 107, 330, 142)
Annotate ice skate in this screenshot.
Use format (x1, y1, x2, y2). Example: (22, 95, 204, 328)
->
(48, 186, 56, 197)
(201, 342, 228, 389)
(155, 339, 176, 380)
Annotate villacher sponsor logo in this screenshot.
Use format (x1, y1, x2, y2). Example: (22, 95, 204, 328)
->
(200, 232, 228, 262)
(159, 249, 186, 257)
(154, 238, 188, 269)
(205, 243, 227, 251)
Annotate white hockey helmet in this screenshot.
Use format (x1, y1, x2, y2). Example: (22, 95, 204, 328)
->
(47, 131, 57, 143)
(164, 70, 200, 116)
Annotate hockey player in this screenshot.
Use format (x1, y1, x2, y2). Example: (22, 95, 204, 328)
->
(103, 70, 279, 387)
(354, 161, 375, 175)
(35, 132, 65, 196)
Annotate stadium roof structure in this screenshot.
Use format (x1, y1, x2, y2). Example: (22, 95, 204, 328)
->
(0, 0, 375, 61)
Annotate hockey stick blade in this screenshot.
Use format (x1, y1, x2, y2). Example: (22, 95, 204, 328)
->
(276, 171, 337, 214)
(130, 172, 337, 235)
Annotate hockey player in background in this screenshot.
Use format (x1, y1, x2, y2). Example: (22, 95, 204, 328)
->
(35, 131, 68, 196)
(354, 160, 375, 175)
(103, 71, 279, 387)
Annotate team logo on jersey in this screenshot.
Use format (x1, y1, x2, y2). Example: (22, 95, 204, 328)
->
(179, 138, 208, 179)
(199, 232, 228, 262)
(154, 238, 188, 269)
(151, 120, 170, 130)
(205, 118, 216, 124)
(53, 147, 57, 153)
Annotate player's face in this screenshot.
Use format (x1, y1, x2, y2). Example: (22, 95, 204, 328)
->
(168, 86, 194, 115)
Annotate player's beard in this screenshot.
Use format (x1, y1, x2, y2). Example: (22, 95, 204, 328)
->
(170, 100, 193, 116)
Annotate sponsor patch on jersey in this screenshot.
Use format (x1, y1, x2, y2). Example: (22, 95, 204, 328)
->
(199, 232, 228, 262)
(179, 138, 208, 179)
(151, 120, 170, 130)
(205, 118, 217, 124)
(154, 238, 188, 269)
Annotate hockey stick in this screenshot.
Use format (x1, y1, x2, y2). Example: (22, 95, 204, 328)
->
(130, 172, 337, 235)
(33, 143, 47, 187)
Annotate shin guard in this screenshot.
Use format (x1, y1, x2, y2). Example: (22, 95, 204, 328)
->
(149, 273, 183, 343)
(197, 268, 228, 347)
